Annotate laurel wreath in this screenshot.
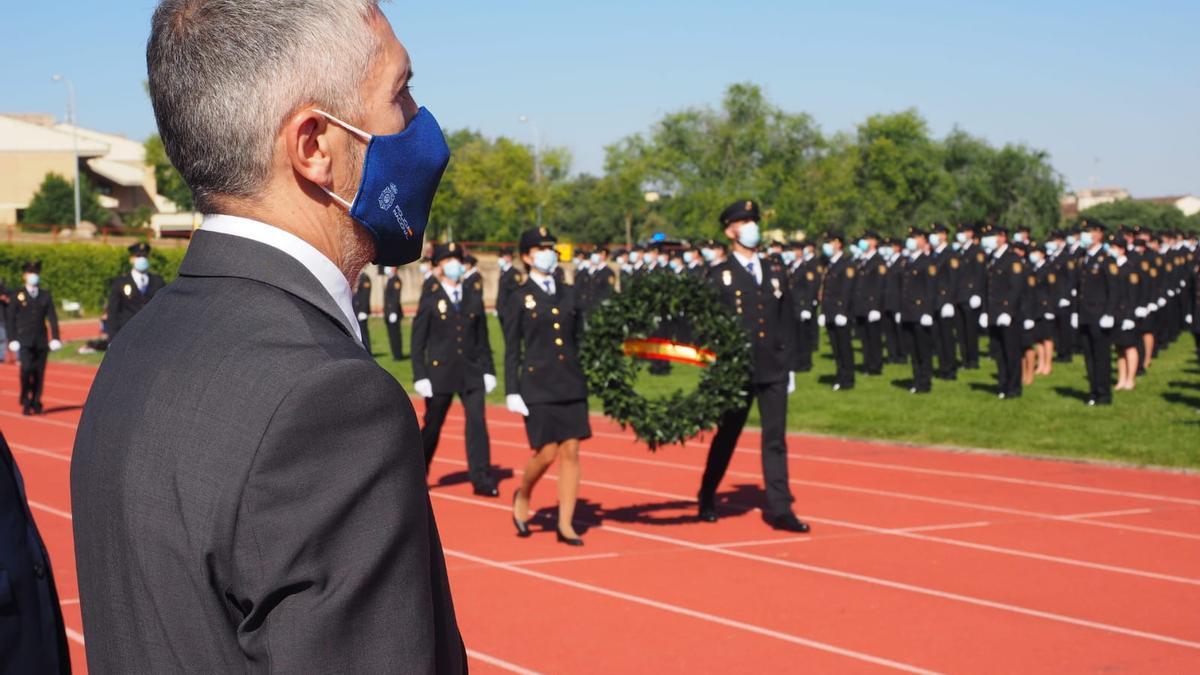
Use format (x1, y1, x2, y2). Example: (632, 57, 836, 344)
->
(580, 272, 751, 450)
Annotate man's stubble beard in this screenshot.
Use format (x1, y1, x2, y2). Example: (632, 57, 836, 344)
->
(337, 139, 375, 283)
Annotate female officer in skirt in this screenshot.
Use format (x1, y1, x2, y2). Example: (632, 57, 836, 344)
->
(503, 227, 591, 545)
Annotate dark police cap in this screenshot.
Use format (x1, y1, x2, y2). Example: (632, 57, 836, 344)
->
(1079, 218, 1108, 232)
(824, 231, 845, 244)
(464, 254, 478, 265)
(498, 246, 514, 256)
(719, 199, 760, 226)
(23, 260, 41, 273)
(1010, 241, 1028, 254)
(929, 222, 949, 234)
(431, 242, 464, 264)
(519, 226, 558, 253)
(128, 241, 151, 256)
(594, 246, 610, 255)
(1108, 237, 1128, 249)
(990, 225, 1009, 236)
(861, 230, 881, 240)
(908, 226, 928, 238)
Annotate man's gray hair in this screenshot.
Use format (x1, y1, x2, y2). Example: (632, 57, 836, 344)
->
(148, 0, 381, 211)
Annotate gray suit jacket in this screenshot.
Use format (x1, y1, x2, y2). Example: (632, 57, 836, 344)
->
(71, 230, 466, 673)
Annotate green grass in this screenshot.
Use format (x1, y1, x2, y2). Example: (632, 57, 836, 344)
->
(47, 340, 106, 366)
(59, 313, 1200, 469)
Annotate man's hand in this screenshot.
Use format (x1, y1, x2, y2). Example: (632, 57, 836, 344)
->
(920, 314, 933, 327)
(867, 310, 881, 323)
(996, 313, 1012, 327)
(834, 314, 848, 327)
(49, 339, 62, 352)
(506, 394, 530, 417)
(969, 295, 982, 309)
(1099, 315, 1115, 330)
(413, 379, 433, 399)
(940, 304, 955, 319)
(483, 373, 497, 394)
(787, 371, 796, 394)
(8, 341, 19, 353)
(388, 313, 398, 324)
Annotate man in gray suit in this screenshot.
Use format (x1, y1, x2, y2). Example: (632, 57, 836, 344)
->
(70, 1, 465, 672)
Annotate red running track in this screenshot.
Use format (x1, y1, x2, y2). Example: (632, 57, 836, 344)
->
(4, 360, 1200, 673)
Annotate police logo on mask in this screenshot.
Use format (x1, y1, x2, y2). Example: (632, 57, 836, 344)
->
(379, 183, 398, 211)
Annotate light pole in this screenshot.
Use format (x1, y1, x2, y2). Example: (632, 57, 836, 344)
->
(52, 74, 81, 229)
(518, 115, 543, 229)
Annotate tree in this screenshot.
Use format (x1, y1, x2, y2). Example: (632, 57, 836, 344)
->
(21, 172, 110, 227)
(145, 134, 194, 211)
(1078, 200, 1187, 231)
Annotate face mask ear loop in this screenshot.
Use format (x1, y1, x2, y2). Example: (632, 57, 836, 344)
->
(312, 109, 372, 210)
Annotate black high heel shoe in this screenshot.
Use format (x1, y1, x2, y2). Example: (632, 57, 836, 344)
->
(512, 490, 532, 538)
(556, 528, 584, 547)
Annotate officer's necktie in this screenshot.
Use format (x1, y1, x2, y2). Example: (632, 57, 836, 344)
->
(137, 276, 148, 294)
(745, 261, 756, 284)
(452, 289, 460, 311)
(543, 280, 553, 296)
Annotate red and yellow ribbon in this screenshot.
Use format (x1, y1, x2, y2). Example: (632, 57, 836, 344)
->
(622, 337, 717, 367)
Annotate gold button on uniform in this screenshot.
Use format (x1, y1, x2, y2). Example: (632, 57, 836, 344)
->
(555, 338, 563, 346)
(553, 322, 560, 330)
(551, 308, 560, 315)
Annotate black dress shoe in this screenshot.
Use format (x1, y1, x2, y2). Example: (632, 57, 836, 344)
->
(766, 513, 811, 533)
(698, 505, 718, 523)
(556, 528, 584, 546)
(22, 405, 32, 416)
(32, 402, 44, 415)
(511, 491, 532, 538)
(473, 484, 500, 498)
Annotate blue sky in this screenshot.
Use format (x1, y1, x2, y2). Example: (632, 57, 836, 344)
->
(4, 1, 1197, 196)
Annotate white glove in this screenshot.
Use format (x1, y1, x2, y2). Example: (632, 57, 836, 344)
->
(1158, 297, 1167, 308)
(1071, 289, 1078, 298)
(506, 394, 530, 417)
(1044, 313, 1055, 321)
(1167, 289, 1176, 298)
(1058, 298, 1071, 308)
(787, 372, 796, 394)
(867, 310, 881, 323)
(800, 310, 812, 321)
(818, 314, 827, 328)
(413, 378, 433, 399)
(1134, 306, 1148, 319)
(1121, 319, 1135, 331)
(969, 295, 982, 309)
(1071, 313, 1078, 329)
(357, 312, 368, 321)
(940, 303, 955, 319)
(483, 373, 497, 394)
(979, 314, 989, 329)
(49, 339, 62, 352)
(895, 312, 902, 324)
(920, 314, 933, 327)
(7, 341, 18, 353)
(997, 313, 1012, 327)
(834, 314, 848, 327)
(1149, 303, 1158, 313)
(1023, 319, 1035, 330)
(1187, 314, 1194, 325)
(1099, 315, 1114, 330)
(388, 312, 399, 324)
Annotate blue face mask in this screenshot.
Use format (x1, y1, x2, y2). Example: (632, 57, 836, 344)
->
(737, 222, 761, 249)
(822, 242, 835, 258)
(857, 239, 869, 253)
(1080, 232, 1095, 248)
(781, 250, 797, 265)
(133, 257, 150, 272)
(701, 248, 716, 262)
(670, 261, 684, 273)
(981, 235, 998, 252)
(532, 249, 558, 274)
(316, 107, 451, 266)
(905, 237, 918, 252)
(441, 259, 465, 281)
(1044, 241, 1059, 254)
(25, 274, 39, 287)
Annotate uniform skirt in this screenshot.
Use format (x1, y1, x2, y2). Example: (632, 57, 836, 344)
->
(1034, 318, 1055, 342)
(524, 399, 592, 449)
(1114, 325, 1139, 349)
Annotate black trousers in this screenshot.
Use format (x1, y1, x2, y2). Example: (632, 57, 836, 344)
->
(386, 317, 404, 360)
(901, 322, 933, 392)
(358, 319, 371, 353)
(1054, 311, 1074, 361)
(827, 325, 855, 388)
(18, 345, 48, 408)
(883, 313, 903, 363)
(989, 323, 1022, 397)
(699, 380, 794, 518)
(935, 315, 958, 378)
(1080, 324, 1113, 404)
(422, 387, 493, 488)
(794, 319, 813, 371)
(956, 303, 981, 367)
(857, 317, 883, 374)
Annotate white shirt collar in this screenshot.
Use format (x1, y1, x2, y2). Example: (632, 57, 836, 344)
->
(529, 269, 556, 295)
(200, 214, 361, 341)
(993, 244, 1008, 259)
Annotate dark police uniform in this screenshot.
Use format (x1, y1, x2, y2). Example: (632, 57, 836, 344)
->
(930, 240, 959, 379)
(6, 269, 60, 415)
(883, 247, 907, 363)
(852, 247, 887, 376)
(822, 248, 856, 390)
(353, 272, 372, 353)
(383, 270, 404, 360)
(986, 242, 1025, 398)
(1050, 243, 1080, 362)
(955, 237, 987, 369)
(412, 244, 498, 494)
(899, 250, 937, 392)
(586, 261, 616, 315)
(106, 242, 166, 339)
(1078, 242, 1119, 405)
(789, 256, 821, 372)
(496, 255, 523, 322)
(502, 228, 591, 449)
(699, 200, 806, 533)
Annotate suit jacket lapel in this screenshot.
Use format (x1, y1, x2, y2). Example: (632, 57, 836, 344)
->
(178, 230, 356, 339)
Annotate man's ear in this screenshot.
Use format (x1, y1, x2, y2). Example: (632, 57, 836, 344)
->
(285, 110, 335, 189)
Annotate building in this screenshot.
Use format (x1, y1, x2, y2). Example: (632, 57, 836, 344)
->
(0, 113, 180, 227)
(1060, 187, 1131, 219)
(1138, 195, 1200, 218)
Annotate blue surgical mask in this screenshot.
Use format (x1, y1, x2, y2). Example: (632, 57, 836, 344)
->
(590, 253, 602, 266)
(781, 250, 797, 265)
(25, 273, 39, 287)
(316, 107, 451, 266)
(857, 239, 869, 253)
(982, 235, 998, 252)
(670, 261, 684, 273)
(442, 259, 465, 281)
(701, 248, 716, 262)
(737, 222, 761, 249)
(822, 243, 835, 258)
(1080, 232, 1095, 248)
(1044, 241, 1058, 254)
(630, 252, 642, 264)
(533, 249, 558, 274)
(955, 232, 968, 245)
(133, 257, 150, 272)
(905, 237, 918, 252)
(498, 258, 512, 272)
(683, 251, 695, 264)
(929, 233, 943, 247)
(1067, 235, 1078, 246)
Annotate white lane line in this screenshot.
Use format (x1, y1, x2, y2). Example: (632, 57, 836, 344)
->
(1061, 508, 1154, 520)
(28, 500, 72, 521)
(504, 553, 620, 567)
(713, 536, 814, 549)
(66, 626, 85, 646)
(0, 409, 79, 429)
(900, 522, 992, 534)
(60, 598, 80, 605)
(444, 547, 940, 674)
(432, 490, 1200, 652)
(0, 388, 83, 407)
(466, 649, 542, 675)
(11, 443, 72, 462)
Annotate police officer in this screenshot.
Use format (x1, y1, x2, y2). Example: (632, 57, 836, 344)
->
(898, 228, 937, 393)
(789, 242, 820, 372)
(852, 231, 886, 376)
(353, 270, 372, 352)
(881, 238, 906, 364)
(496, 247, 523, 324)
(106, 241, 166, 340)
(586, 247, 616, 313)
(982, 226, 1025, 399)
(6, 262, 61, 416)
(821, 232, 856, 391)
(382, 265, 405, 360)
(1108, 237, 1141, 391)
(412, 242, 499, 496)
(1076, 220, 1119, 405)
(929, 223, 960, 380)
(505, 227, 591, 545)
(699, 200, 807, 533)
(954, 224, 986, 369)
